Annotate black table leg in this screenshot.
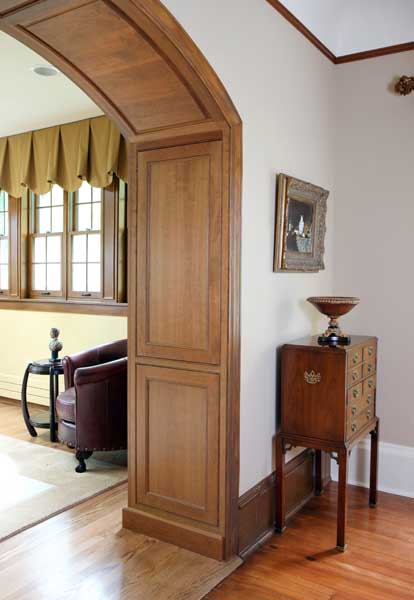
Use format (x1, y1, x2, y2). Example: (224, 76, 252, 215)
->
(49, 368, 58, 442)
(21, 363, 37, 437)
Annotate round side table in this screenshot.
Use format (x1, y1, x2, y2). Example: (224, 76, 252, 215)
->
(21, 359, 64, 442)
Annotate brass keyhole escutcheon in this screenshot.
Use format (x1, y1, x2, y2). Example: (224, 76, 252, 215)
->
(367, 410, 372, 419)
(353, 388, 359, 399)
(352, 423, 357, 432)
(304, 370, 321, 384)
(352, 371, 358, 381)
(367, 394, 372, 404)
(352, 405, 357, 415)
(353, 353, 359, 364)
(368, 379, 374, 389)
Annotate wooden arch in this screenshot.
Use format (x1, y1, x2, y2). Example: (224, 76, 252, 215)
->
(0, 0, 242, 559)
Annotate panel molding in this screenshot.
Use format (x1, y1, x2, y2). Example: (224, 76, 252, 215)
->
(135, 365, 220, 526)
(238, 449, 316, 558)
(136, 141, 222, 365)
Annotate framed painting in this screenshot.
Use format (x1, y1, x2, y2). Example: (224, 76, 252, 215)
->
(274, 174, 329, 272)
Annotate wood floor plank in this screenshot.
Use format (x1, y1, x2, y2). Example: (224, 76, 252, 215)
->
(1, 399, 413, 600)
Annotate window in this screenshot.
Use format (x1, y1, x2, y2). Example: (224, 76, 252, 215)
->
(0, 177, 128, 313)
(30, 186, 64, 297)
(69, 182, 102, 297)
(0, 191, 8, 294)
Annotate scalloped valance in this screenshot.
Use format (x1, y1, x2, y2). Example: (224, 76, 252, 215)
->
(0, 115, 128, 198)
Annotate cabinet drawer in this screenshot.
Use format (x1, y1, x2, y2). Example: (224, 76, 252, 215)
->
(349, 347, 363, 368)
(363, 376, 376, 396)
(348, 383, 374, 420)
(363, 358, 376, 378)
(347, 364, 362, 387)
(363, 343, 376, 361)
(348, 406, 375, 437)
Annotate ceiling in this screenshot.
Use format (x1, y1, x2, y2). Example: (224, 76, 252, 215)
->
(0, 31, 102, 138)
(278, 0, 414, 56)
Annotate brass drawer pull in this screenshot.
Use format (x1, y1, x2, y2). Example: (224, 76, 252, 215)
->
(352, 405, 357, 415)
(367, 394, 373, 404)
(352, 370, 358, 381)
(353, 388, 359, 399)
(367, 410, 372, 419)
(353, 353, 359, 364)
(351, 423, 357, 432)
(367, 364, 374, 373)
(368, 379, 374, 389)
(304, 370, 321, 384)
(368, 346, 374, 356)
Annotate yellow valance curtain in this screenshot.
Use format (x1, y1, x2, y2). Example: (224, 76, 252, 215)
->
(0, 115, 128, 198)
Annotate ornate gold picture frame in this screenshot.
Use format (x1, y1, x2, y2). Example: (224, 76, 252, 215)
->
(274, 174, 329, 272)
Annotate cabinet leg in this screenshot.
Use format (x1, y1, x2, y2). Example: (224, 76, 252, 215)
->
(336, 447, 349, 552)
(315, 449, 323, 496)
(369, 419, 379, 507)
(21, 364, 37, 437)
(275, 435, 286, 533)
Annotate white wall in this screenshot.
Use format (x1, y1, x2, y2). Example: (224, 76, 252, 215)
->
(163, 0, 336, 494)
(334, 52, 414, 449)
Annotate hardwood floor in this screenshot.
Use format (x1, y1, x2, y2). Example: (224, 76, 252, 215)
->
(206, 483, 414, 600)
(0, 397, 71, 451)
(1, 399, 413, 599)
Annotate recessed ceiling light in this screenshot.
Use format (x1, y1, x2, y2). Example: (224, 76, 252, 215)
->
(31, 65, 60, 77)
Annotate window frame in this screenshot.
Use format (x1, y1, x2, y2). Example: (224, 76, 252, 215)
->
(0, 177, 127, 315)
(28, 187, 67, 299)
(0, 191, 9, 296)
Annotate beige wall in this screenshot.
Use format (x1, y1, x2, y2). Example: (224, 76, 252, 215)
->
(0, 311, 127, 405)
(334, 52, 414, 447)
(164, 0, 336, 493)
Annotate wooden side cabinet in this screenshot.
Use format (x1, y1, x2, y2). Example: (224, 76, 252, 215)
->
(276, 335, 379, 551)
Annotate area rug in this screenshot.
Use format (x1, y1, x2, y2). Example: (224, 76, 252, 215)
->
(0, 433, 127, 542)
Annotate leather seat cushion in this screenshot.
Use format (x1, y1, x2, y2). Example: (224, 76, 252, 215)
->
(56, 387, 76, 423)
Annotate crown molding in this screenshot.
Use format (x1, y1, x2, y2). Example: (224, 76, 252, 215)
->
(266, 0, 414, 64)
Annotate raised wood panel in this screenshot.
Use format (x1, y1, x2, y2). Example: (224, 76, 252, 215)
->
(137, 141, 222, 364)
(24, 0, 207, 133)
(136, 365, 220, 526)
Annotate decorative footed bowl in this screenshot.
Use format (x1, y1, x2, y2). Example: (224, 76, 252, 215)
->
(307, 296, 360, 345)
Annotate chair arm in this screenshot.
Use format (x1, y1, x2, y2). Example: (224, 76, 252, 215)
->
(73, 357, 128, 451)
(63, 348, 99, 389)
(74, 357, 127, 387)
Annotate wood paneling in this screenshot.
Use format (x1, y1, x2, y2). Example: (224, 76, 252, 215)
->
(24, 1, 206, 134)
(0, 0, 242, 560)
(238, 450, 315, 558)
(135, 365, 220, 526)
(137, 141, 222, 365)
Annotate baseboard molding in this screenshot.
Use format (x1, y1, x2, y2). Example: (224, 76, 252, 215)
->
(331, 439, 414, 498)
(122, 507, 225, 561)
(238, 449, 315, 558)
(0, 372, 52, 406)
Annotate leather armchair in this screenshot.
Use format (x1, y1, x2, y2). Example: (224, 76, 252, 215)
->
(56, 339, 128, 472)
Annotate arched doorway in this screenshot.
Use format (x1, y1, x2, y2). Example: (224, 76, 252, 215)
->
(0, 0, 241, 560)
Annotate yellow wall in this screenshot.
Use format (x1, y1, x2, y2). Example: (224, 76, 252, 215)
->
(0, 310, 127, 405)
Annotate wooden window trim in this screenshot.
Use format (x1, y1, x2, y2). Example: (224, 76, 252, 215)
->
(0, 297, 127, 316)
(0, 179, 127, 314)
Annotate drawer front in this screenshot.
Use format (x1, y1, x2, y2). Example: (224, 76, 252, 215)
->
(349, 347, 363, 368)
(363, 343, 376, 361)
(348, 382, 375, 420)
(348, 406, 375, 437)
(347, 364, 363, 387)
(363, 376, 376, 396)
(363, 357, 376, 378)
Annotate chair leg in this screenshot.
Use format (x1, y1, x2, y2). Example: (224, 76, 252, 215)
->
(75, 450, 93, 473)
